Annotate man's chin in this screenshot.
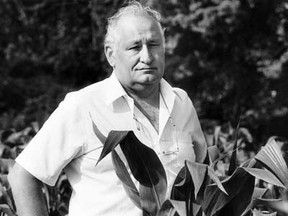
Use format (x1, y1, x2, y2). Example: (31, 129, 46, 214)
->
(140, 75, 161, 84)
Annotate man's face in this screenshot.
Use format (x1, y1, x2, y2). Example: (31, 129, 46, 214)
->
(110, 15, 165, 93)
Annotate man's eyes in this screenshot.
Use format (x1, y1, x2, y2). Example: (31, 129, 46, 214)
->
(129, 45, 141, 50)
(128, 43, 160, 50)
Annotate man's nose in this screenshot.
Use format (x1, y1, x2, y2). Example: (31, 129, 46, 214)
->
(140, 45, 153, 64)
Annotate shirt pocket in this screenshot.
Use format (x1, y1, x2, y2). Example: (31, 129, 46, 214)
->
(158, 132, 195, 167)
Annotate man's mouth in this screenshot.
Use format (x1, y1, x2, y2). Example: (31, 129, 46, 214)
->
(136, 67, 157, 71)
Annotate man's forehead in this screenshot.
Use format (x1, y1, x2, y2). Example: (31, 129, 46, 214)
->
(126, 33, 161, 44)
(116, 15, 163, 40)
(116, 14, 160, 30)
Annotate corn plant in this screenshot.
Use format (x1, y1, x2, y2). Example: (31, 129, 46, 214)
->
(96, 124, 288, 216)
(1, 121, 288, 216)
(0, 123, 71, 216)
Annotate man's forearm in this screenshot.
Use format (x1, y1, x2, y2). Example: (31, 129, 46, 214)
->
(8, 163, 49, 216)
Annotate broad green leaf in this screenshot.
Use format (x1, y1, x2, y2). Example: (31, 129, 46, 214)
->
(0, 204, 15, 216)
(254, 138, 288, 188)
(208, 145, 220, 163)
(157, 200, 175, 216)
(111, 150, 141, 209)
(228, 119, 240, 176)
(170, 166, 191, 202)
(202, 148, 211, 165)
(252, 209, 277, 216)
(0, 185, 15, 213)
(192, 203, 202, 216)
(120, 131, 167, 216)
(241, 187, 268, 216)
(96, 130, 129, 165)
(242, 167, 285, 188)
(193, 132, 208, 164)
(203, 167, 254, 216)
(240, 158, 257, 168)
(185, 161, 208, 200)
(218, 174, 254, 216)
(207, 166, 227, 195)
(158, 199, 186, 216)
(171, 160, 226, 211)
(170, 164, 195, 214)
(169, 200, 186, 216)
(251, 187, 268, 199)
(254, 198, 288, 214)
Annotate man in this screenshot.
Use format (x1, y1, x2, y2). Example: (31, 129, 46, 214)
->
(8, 1, 207, 216)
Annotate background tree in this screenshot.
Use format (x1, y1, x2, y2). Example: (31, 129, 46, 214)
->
(0, 0, 287, 147)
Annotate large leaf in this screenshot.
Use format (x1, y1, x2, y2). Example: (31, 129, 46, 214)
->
(242, 167, 285, 188)
(158, 199, 186, 216)
(168, 200, 186, 216)
(207, 166, 227, 195)
(120, 131, 167, 216)
(208, 145, 220, 163)
(0, 185, 15, 214)
(170, 165, 192, 201)
(252, 209, 277, 216)
(254, 138, 288, 188)
(185, 161, 207, 202)
(170, 163, 195, 215)
(186, 161, 227, 198)
(228, 119, 240, 176)
(203, 167, 255, 216)
(111, 150, 141, 209)
(171, 160, 227, 215)
(0, 204, 15, 216)
(254, 198, 288, 214)
(158, 200, 200, 216)
(171, 160, 226, 206)
(96, 130, 129, 165)
(241, 187, 268, 216)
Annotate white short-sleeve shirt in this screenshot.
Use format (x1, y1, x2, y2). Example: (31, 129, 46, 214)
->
(16, 73, 206, 216)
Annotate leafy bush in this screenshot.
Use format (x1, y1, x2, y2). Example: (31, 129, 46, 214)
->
(0, 122, 71, 216)
(97, 124, 288, 216)
(1, 121, 288, 216)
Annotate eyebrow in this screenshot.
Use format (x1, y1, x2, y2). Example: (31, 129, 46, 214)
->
(127, 37, 161, 46)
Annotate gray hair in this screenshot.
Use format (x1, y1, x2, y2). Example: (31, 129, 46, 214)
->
(104, 1, 163, 47)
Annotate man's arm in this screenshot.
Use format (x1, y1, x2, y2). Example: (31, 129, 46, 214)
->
(8, 162, 49, 216)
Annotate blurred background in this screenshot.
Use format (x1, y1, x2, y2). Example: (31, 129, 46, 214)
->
(1, 0, 288, 149)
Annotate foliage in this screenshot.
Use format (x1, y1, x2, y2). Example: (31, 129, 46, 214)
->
(96, 126, 288, 216)
(0, 123, 71, 216)
(1, 0, 288, 144)
(1, 0, 288, 215)
(1, 120, 288, 215)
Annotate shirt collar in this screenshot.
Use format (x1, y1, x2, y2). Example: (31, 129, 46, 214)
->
(104, 72, 129, 106)
(160, 78, 176, 114)
(104, 72, 176, 113)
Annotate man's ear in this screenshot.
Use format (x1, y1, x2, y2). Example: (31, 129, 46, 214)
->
(104, 45, 115, 68)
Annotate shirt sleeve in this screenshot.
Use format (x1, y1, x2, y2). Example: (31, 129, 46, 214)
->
(16, 93, 85, 186)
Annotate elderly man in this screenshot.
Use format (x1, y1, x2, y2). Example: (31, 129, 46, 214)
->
(8, 1, 207, 216)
